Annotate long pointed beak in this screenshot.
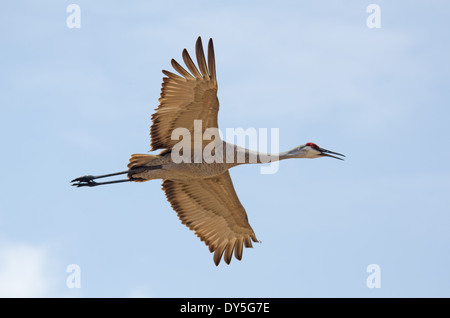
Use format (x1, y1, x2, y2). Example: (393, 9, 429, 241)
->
(319, 147, 345, 160)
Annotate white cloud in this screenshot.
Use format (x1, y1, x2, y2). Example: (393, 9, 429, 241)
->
(0, 242, 60, 297)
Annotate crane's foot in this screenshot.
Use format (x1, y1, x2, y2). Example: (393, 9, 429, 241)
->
(70, 175, 99, 187)
(70, 173, 132, 187)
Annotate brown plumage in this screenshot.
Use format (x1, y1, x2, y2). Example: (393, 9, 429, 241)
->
(150, 38, 219, 151)
(162, 172, 258, 265)
(151, 37, 258, 265)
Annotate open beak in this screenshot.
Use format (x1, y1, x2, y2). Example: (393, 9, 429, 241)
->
(319, 147, 345, 160)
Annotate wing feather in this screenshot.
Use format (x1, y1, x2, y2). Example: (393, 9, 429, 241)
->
(151, 36, 219, 151)
(208, 39, 217, 83)
(170, 59, 194, 79)
(162, 171, 259, 265)
(195, 37, 210, 79)
(182, 49, 202, 78)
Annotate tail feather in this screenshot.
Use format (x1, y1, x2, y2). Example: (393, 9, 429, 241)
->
(127, 154, 159, 169)
(127, 154, 164, 182)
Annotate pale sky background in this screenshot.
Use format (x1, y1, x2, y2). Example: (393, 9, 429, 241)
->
(1, 0, 449, 297)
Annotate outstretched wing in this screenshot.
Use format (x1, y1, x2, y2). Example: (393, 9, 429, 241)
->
(150, 36, 219, 151)
(162, 171, 259, 265)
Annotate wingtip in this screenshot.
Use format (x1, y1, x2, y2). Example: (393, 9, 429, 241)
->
(251, 233, 260, 243)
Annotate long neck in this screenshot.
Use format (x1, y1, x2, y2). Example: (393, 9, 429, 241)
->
(257, 148, 302, 162)
(228, 143, 302, 166)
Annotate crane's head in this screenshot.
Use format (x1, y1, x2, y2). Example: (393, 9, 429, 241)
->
(286, 142, 345, 160)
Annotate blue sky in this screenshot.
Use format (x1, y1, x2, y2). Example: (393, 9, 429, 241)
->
(1, 0, 450, 297)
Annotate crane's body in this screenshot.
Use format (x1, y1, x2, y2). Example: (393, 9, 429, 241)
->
(129, 142, 250, 181)
(71, 37, 345, 265)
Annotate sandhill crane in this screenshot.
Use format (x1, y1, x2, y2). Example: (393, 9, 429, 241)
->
(71, 37, 345, 265)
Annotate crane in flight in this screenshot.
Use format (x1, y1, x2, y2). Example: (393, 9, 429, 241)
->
(71, 37, 345, 265)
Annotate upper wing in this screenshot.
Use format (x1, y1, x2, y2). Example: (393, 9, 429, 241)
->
(162, 171, 259, 265)
(150, 37, 219, 151)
